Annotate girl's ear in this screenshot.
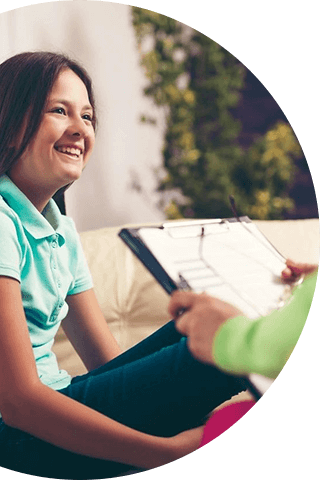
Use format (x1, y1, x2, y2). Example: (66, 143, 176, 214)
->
(8, 127, 22, 150)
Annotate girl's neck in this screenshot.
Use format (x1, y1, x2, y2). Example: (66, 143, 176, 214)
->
(7, 171, 55, 212)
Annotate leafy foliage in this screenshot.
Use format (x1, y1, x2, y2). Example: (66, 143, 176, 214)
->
(132, 7, 302, 219)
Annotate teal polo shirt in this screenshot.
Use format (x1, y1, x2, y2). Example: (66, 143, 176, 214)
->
(0, 175, 93, 391)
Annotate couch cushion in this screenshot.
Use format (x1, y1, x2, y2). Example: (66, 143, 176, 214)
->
(79, 225, 171, 351)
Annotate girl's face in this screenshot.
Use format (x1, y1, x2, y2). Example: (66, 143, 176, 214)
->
(10, 68, 95, 194)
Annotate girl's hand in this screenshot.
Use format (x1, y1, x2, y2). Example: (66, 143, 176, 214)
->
(169, 425, 205, 460)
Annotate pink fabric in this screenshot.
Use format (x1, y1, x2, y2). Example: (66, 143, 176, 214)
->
(199, 400, 256, 447)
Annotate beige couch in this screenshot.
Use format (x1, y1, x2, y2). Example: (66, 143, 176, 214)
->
(53, 219, 319, 378)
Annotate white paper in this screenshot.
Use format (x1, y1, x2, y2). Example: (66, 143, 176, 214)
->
(139, 220, 288, 319)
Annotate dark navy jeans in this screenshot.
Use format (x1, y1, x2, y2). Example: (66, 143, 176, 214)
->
(0, 321, 245, 479)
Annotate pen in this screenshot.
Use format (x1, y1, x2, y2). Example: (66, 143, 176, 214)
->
(177, 273, 192, 292)
(172, 274, 191, 317)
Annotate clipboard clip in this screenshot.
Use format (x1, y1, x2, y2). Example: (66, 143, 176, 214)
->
(161, 219, 230, 239)
(162, 218, 224, 229)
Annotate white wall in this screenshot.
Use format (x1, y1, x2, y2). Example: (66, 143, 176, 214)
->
(0, 1, 166, 231)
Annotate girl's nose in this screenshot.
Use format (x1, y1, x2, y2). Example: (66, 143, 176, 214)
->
(67, 116, 87, 137)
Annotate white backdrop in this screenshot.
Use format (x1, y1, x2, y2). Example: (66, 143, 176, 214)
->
(0, 0, 166, 232)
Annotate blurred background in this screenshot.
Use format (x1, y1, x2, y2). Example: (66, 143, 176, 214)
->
(0, 1, 318, 232)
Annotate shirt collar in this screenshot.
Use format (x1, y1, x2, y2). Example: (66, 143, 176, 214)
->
(0, 175, 65, 245)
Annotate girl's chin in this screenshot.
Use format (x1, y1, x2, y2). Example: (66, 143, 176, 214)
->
(56, 170, 82, 189)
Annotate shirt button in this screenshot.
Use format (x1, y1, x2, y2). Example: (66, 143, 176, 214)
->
(52, 242, 57, 249)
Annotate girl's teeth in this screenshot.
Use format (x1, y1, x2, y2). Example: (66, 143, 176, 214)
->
(57, 147, 81, 156)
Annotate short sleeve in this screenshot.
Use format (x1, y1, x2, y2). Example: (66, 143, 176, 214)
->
(0, 206, 23, 281)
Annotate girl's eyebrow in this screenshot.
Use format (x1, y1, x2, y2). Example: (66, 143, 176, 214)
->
(48, 98, 93, 112)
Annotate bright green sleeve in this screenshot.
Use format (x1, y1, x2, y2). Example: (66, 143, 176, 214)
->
(213, 272, 318, 379)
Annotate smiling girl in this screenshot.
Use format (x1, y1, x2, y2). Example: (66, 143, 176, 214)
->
(0, 52, 244, 479)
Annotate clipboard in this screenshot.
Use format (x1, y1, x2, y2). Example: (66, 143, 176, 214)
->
(119, 216, 294, 400)
(119, 216, 291, 320)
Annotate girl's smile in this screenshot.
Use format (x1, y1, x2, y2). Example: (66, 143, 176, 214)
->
(54, 145, 84, 158)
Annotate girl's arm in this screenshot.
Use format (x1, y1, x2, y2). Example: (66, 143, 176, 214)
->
(0, 276, 202, 469)
(63, 289, 122, 371)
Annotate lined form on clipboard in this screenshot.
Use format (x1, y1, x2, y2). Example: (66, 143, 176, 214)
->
(119, 217, 289, 320)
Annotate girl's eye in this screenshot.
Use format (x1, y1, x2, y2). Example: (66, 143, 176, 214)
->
(82, 113, 93, 122)
(52, 107, 66, 115)
(49, 107, 93, 123)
